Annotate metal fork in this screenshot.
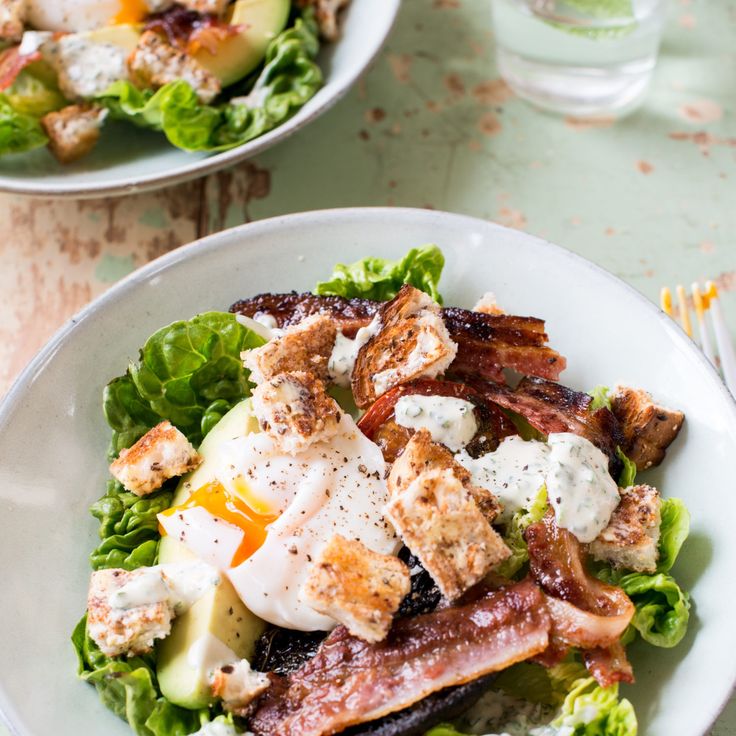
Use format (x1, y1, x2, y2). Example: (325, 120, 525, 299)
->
(661, 281, 736, 396)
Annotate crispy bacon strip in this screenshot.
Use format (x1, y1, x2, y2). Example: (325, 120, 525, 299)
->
(473, 376, 624, 474)
(144, 6, 239, 54)
(248, 581, 550, 736)
(525, 513, 634, 686)
(583, 643, 635, 687)
(229, 293, 567, 384)
(0, 47, 41, 92)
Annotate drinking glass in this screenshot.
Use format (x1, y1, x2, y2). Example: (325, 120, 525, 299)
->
(491, 0, 668, 117)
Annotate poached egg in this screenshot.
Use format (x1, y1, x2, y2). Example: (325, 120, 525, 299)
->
(26, 0, 149, 32)
(159, 402, 398, 632)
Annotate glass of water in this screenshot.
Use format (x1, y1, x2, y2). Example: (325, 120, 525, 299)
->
(491, 0, 668, 117)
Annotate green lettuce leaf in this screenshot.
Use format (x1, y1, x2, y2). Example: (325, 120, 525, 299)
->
(314, 245, 445, 303)
(657, 498, 690, 573)
(588, 387, 636, 487)
(96, 12, 321, 152)
(496, 486, 549, 578)
(427, 661, 637, 736)
(618, 572, 690, 648)
(552, 675, 637, 735)
(0, 92, 48, 155)
(72, 616, 211, 736)
(104, 311, 265, 455)
(616, 447, 637, 488)
(589, 385, 612, 411)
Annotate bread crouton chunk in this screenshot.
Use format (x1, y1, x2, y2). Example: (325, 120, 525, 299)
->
(87, 562, 219, 657)
(129, 30, 221, 104)
(388, 429, 502, 523)
(385, 467, 510, 601)
(211, 659, 271, 716)
(109, 420, 202, 496)
(243, 314, 338, 384)
(87, 568, 174, 657)
(41, 105, 107, 164)
(589, 484, 662, 574)
(251, 371, 343, 454)
(610, 386, 684, 470)
(0, 0, 25, 42)
(352, 285, 458, 408)
(302, 534, 410, 643)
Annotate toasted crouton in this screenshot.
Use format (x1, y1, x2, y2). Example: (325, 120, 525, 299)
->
(385, 467, 510, 600)
(251, 371, 343, 454)
(109, 421, 202, 497)
(472, 291, 505, 315)
(302, 534, 411, 643)
(352, 285, 458, 408)
(296, 0, 350, 40)
(388, 429, 502, 523)
(243, 314, 337, 384)
(0, 0, 25, 42)
(211, 659, 271, 716)
(588, 484, 662, 573)
(610, 386, 684, 470)
(87, 568, 173, 657)
(41, 105, 107, 164)
(129, 30, 221, 104)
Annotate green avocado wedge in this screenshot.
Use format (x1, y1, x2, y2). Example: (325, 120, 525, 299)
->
(195, 0, 292, 87)
(157, 400, 266, 709)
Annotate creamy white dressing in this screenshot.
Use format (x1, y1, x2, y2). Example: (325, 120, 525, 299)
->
(222, 414, 398, 631)
(186, 632, 238, 688)
(460, 688, 555, 735)
(456, 433, 619, 541)
(546, 433, 619, 543)
(456, 436, 550, 523)
(327, 314, 382, 388)
(394, 394, 478, 451)
(187, 722, 242, 736)
(108, 561, 219, 613)
(43, 35, 129, 99)
(18, 31, 52, 56)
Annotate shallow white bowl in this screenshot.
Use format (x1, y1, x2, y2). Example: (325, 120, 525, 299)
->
(0, 208, 734, 736)
(0, 1, 399, 198)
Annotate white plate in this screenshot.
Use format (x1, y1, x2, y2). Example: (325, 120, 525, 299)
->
(0, 1, 399, 198)
(0, 208, 734, 736)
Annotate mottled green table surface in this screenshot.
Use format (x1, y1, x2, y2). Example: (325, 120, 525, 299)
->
(0, 0, 734, 734)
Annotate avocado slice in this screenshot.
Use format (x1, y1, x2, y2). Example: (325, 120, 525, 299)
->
(194, 0, 291, 87)
(157, 400, 266, 709)
(77, 23, 142, 53)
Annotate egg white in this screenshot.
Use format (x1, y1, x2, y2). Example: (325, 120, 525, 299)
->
(26, 0, 126, 32)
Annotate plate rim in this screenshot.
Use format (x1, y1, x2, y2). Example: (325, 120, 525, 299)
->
(0, 0, 401, 199)
(1, 206, 735, 735)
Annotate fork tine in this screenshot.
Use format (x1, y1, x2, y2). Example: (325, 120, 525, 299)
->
(675, 284, 693, 337)
(692, 282, 716, 367)
(706, 281, 736, 395)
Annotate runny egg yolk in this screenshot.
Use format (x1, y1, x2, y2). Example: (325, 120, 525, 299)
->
(113, 0, 149, 25)
(160, 481, 278, 567)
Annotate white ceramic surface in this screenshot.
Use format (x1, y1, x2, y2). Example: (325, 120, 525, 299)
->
(0, 1, 400, 198)
(0, 208, 734, 736)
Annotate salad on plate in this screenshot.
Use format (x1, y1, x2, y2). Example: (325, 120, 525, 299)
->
(73, 246, 692, 736)
(0, 0, 346, 163)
